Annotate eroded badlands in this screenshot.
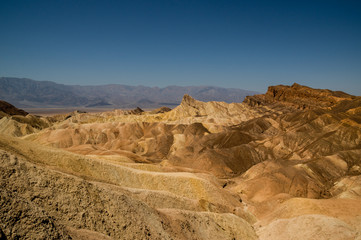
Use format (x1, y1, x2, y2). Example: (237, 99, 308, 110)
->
(1, 83, 361, 239)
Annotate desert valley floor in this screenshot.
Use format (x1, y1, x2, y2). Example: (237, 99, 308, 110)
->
(1, 83, 361, 239)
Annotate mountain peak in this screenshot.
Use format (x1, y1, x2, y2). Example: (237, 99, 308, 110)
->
(181, 94, 198, 106)
(291, 82, 302, 88)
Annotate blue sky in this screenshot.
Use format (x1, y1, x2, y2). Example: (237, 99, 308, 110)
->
(1, 0, 361, 95)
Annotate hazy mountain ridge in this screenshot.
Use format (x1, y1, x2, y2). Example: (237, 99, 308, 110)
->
(0, 77, 258, 108)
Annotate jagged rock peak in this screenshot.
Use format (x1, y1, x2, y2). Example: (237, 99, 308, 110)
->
(182, 94, 195, 103)
(266, 83, 352, 100)
(124, 107, 144, 115)
(0, 100, 28, 116)
(245, 83, 355, 109)
(150, 106, 172, 114)
(181, 94, 198, 105)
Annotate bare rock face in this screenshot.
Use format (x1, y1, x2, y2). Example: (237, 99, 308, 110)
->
(150, 107, 172, 114)
(0, 100, 28, 116)
(124, 107, 144, 115)
(0, 190, 72, 239)
(0, 151, 72, 239)
(244, 83, 355, 109)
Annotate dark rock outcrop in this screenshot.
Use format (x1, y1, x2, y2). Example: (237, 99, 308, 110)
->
(244, 83, 355, 109)
(0, 100, 28, 116)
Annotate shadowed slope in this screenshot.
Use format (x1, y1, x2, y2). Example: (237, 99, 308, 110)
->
(0, 100, 28, 116)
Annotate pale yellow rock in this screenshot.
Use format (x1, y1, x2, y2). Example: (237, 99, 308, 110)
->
(258, 214, 356, 240)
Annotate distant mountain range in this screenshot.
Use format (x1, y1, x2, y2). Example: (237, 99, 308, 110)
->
(0, 77, 259, 108)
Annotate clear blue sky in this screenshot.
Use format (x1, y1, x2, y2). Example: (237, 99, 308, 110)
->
(1, 0, 361, 95)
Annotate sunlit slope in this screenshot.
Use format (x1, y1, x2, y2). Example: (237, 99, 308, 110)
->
(0, 135, 257, 239)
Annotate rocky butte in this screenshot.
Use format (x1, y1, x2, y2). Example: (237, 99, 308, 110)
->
(0, 83, 361, 239)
